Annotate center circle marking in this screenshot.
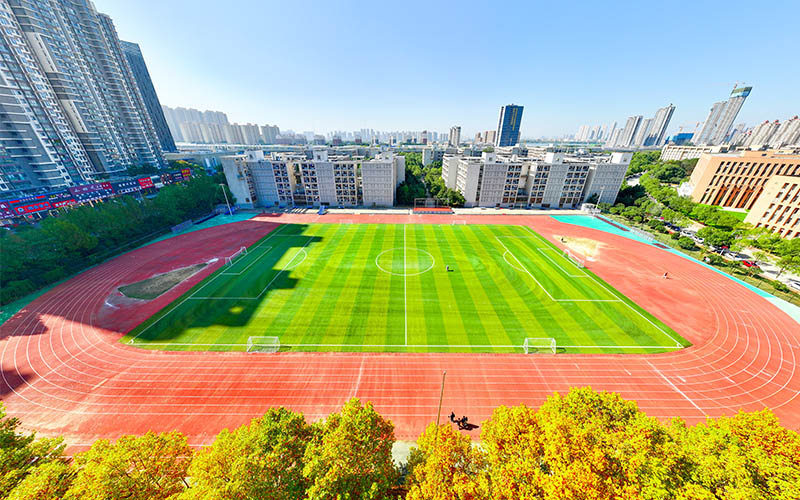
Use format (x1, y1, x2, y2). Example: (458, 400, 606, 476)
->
(375, 247, 436, 276)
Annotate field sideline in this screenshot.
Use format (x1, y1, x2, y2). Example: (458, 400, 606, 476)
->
(123, 223, 688, 353)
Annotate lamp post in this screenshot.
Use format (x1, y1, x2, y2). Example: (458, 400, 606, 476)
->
(219, 184, 232, 215)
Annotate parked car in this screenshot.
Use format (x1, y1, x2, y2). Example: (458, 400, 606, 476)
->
(741, 260, 760, 269)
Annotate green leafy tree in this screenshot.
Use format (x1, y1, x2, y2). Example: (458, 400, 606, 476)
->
(0, 404, 65, 498)
(303, 399, 397, 499)
(651, 163, 688, 184)
(696, 227, 733, 247)
(181, 408, 314, 500)
(406, 423, 489, 500)
(774, 238, 800, 277)
(677, 236, 696, 250)
(626, 151, 661, 176)
(65, 431, 191, 500)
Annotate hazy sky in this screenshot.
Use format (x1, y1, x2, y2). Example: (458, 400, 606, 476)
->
(97, 0, 800, 138)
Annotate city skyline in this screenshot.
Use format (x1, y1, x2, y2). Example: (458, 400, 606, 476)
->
(94, 0, 799, 138)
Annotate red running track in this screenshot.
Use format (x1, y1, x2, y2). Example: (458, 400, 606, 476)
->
(2, 213, 799, 451)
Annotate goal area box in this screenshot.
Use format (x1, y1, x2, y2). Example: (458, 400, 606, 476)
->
(523, 337, 557, 354)
(247, 336, 280, 353)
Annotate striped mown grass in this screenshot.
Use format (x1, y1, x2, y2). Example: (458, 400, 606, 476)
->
(123, 223, 688, 353)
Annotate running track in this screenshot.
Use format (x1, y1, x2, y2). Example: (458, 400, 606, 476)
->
(2, 213, 799, 451)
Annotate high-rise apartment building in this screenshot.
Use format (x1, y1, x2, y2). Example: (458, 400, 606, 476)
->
(120, 41, 177, 153)
(0, 0, 165, 196)
(692, 86, 752, 146)
(619, 115, 643, 148)
(709, 86, 752, 145)
(495, 104, 524, 147)
(770, 116, 800, 148)
(162, 106, 231, 143)
(644, 104, 675, 147)
(449, 126, 461, 147)
(745, 120, 781, 148)
(632, 118, 653, 148)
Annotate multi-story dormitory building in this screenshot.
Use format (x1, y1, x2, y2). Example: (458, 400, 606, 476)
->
(442, 150, 631, 208)
(221, 148, 405, 209)
(0, 1, 168, 197)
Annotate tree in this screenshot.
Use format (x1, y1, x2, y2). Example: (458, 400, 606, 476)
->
(669, 410, 800, 499)
(0, 404, 65, 498)
(677, 236, 696, 250)
(303, 399, 397, 499)
(482, 388, 692, 499)
(181, 408, 314, 500)
(406, 423, 489, 500)
(480, 404, 546, 499)
(614, 184, 646, 207)
(774, 238, 800, 277)
(65, 431, 191, 500)
(585, 193, 599, 205)
(626, 151, 661, 176)
(650, 163, 687, 184)
(621, 205, 645, 223)
(7, 461, 74, 500)
(696, 227, 733, 247)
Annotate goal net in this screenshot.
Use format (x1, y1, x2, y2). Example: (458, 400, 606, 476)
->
(247, 336, 280, 353)
(225, 246, 247, 266)
(523, 337, 557, 354)
(630, 227, 655, 243)
(451, 220, 466, 225)
(563, 249, 585, 268)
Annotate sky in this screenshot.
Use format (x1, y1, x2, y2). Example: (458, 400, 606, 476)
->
(96, 0, 800, 138)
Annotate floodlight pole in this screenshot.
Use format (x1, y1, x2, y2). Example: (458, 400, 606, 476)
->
(219, 183, 232, 215)
(434, 370, 447, 437)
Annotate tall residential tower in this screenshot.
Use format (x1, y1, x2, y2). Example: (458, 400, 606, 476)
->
(692, 86, 752, 146)
(120, 41, 177, 152)
(495, 104, 524, 147)
(0, 0, 165, 196)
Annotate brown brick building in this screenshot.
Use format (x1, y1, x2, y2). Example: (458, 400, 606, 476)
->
(743, 175, 800, 238)
(688, 150, 800, 210)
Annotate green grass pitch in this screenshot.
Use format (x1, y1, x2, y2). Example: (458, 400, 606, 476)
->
(123, 223, 689, 353)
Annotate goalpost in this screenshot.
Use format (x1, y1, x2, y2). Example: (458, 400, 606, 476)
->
(451, 220, 466, 225)
(247, 336, 280, 353)
(523, 337, 557, 354)
(630, 227, 656, 243)
(225, 246, 247, 266)
(563, 249, 585, 269)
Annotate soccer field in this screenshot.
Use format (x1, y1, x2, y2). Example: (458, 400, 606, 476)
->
(123, 223, 688, 353)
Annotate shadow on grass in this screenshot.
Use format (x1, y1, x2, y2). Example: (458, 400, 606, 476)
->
(127, 224, 322, 342)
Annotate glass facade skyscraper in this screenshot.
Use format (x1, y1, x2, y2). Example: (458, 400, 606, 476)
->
(495, 104, 524, 147)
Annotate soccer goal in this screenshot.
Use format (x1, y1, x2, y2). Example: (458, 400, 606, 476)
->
(246, 336, 280, 353)
(523, 337, 557, 354)
(451, 220, 466, 225)
(563, 249, 585, 269)
(225, 246, 247, 266)
(630, 227, 656, 243)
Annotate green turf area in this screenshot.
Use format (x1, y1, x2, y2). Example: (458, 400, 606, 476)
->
(123, 223, 689, 353)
